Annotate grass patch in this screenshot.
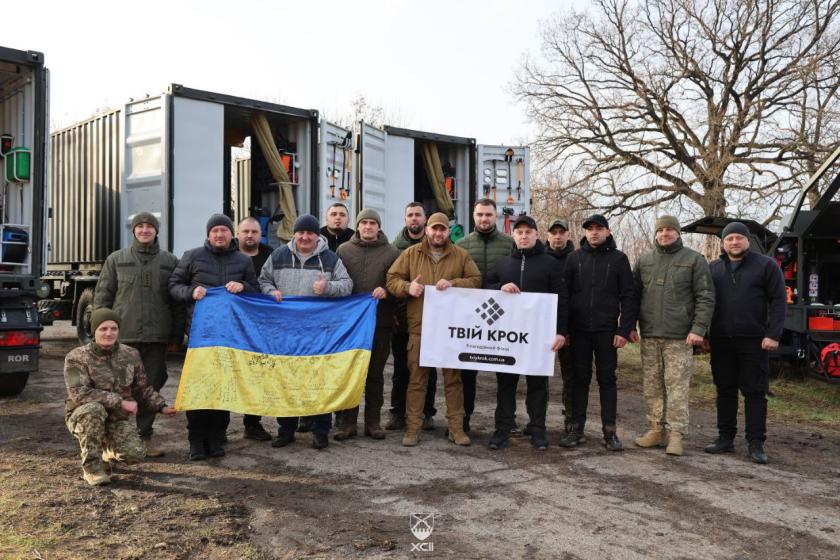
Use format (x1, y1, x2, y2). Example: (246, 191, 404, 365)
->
(617, 344, 840, 432)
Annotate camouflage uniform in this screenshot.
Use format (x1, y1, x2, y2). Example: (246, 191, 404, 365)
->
(639, 338, 694, 433)
(64, 342, 167, 473)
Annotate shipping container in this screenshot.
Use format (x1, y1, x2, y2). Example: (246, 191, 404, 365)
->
(40, 84, 354, 341)
(0, 46, 49, 396)
(357, 123, 531, 239)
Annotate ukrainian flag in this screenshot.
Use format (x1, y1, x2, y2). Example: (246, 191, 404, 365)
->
(174, 288, 376, 417)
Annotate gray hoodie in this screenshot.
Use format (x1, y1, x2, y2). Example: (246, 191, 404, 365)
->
(258, 235, 352, 297)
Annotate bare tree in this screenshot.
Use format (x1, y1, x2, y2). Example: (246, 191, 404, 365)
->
(515, 0, 840, 228)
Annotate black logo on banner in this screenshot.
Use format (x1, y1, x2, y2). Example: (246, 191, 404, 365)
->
(475, 297, 505, 326)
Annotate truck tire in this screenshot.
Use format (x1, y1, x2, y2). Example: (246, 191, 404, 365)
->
(0, 372, 29, 397)
(76, 288, 94, 344)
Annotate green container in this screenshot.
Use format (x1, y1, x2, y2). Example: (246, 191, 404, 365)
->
(5, 147, 31, 182)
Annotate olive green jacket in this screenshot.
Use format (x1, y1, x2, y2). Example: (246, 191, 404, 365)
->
(455, 227, 513, 288)
(94, 239, 181, 344)
(633, 238, 715, 338)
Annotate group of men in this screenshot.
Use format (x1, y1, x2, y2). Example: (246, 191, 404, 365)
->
(64, 199, 785, 486)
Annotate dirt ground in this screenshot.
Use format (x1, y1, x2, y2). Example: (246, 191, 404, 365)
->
(1, 323, 839, 560)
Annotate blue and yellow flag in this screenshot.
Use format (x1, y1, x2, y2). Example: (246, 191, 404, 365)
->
(174, 288, 376, 417)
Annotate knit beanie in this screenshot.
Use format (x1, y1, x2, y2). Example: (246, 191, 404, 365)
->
(721, 221, 750, 239)
(131, 211, 160, 232)
(655, 215, 681, 232)
(294, 214, 320, 234)
(90, 308, 121, 332)
(356, 208, 382, 228)
(206, 214, 234, 236)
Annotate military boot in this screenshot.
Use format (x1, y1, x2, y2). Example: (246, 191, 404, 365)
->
(83, 468, 111, 486)
(142, 436, 165, 458)
(634, 422, 665, 448)
(559, 424, 584, 448)
(385, 411, 406, 431)
(402, 431, 420, 447)
(603, 427, 624, 451)
(665, 432, 684, 456)
(364, 408, 386, 440)
(334, 409, 359, 441)
(704, 436, 735, 454)
(448, 430, 471, 446)
(189, 440, 207, 461)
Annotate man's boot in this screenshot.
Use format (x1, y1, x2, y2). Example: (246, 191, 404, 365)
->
(559, 424, 584, 448)
(333, 410, 358, 441)
(189, 440, 207, 461)
(402, 431, 420, 447)
(83, 467, 111, 486)
(364, 409, 386, 440)
(447, 418, 471, 446)
(142, 436, 165, 458)
(244, 423, 272, 441)
(665, 431, 684, 456)
(603, 427, 624, 451)
(634, 422, 665, 448)
(206, 439, 226, 458)
(748, 441, 768, 464)
(704, 436, 735, 454)
(384, 411, 405, 431)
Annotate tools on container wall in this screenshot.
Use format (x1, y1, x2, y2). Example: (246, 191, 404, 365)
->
(330, 141, 337, 198)
(491, 160, 497, 202)
(341, 132, 352, 201)
(516, 157, 523, 201)
(504, 148, 515, 203)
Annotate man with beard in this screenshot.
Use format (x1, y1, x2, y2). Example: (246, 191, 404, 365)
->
(386, 202, 438, 432)
(169, 214, 259, 460)
(386, 212, 481, 447)
(321, 203, 354, 252)
(236, 217, 274, 442)
(455, 199, 513, 433)
(559, 214, 637, 451)
(334, 209, 399, 440)
(704, 222, 785, 464)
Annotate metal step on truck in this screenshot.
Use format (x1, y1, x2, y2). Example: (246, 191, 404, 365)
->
(683, 144, 840, 383)
(0, 46, 49, 396)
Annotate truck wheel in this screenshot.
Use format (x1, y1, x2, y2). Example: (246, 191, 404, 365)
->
(0, 372, 29, 397)
(76, 288, 95, 344)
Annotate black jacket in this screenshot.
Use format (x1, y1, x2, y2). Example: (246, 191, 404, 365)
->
(169, 240, 260, 308)
(709, 250, 786, 340)
(320, 226, 354, 252)
(547, 240, 574, 272)
(486, 241, 569, 335)
(564, 236, 637, 337)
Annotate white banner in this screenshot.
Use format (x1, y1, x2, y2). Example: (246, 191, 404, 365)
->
(419, 287, 558, 376)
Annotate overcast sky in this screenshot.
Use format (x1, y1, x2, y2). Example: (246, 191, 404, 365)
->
(6, 0, 589, 144)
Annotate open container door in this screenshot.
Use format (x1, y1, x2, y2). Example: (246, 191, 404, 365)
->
(476, 145, 531, 235)
(121, 95, 170, 252)
(359, 122, 406, 239)
(319, 120, 355, 224)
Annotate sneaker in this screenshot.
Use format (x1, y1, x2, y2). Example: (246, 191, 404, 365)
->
(206, 440, 226, 458)
(297, 417, 313, 433)
(748, 441, 768, 464)
(704, 437, 735, 454)
(244, 423, 272, 441)
(82, 468, 111, 486)
(271, 432, 296, 448)
(313, 433, 329, 450)
(531, 430, 549, 451)
(189, 441, 207, 461)
(603, 431, 624, 451)
(384, 413, 406, 431)
(421, 415, 435, 431)
(488, 429, 509, 450)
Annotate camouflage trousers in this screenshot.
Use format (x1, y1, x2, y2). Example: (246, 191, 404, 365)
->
(640, 337, 694, 434)
(66, 402, 145, 472)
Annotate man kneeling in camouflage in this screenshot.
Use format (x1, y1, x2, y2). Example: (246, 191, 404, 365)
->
(64, 309, 176, 486)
